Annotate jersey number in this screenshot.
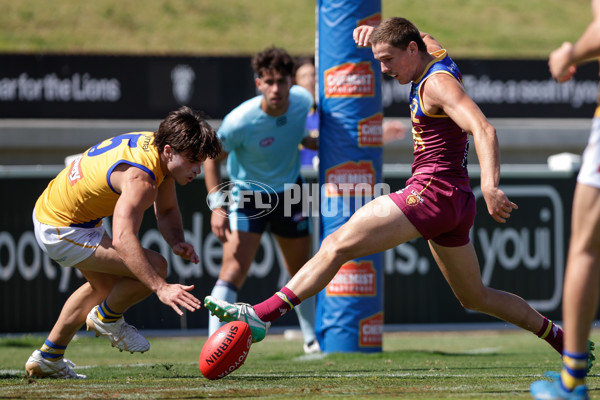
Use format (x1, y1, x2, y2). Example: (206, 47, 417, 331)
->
(88, 133, 142, 157)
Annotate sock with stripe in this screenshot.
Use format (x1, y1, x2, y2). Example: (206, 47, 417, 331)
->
(39, 339, 67, 361)
(254, 287, 301, 323)
(96, 300, 123, 323)
(208, 280, 238, 336)
(536, 317, 563, 354)
(560, 351, 588, 392)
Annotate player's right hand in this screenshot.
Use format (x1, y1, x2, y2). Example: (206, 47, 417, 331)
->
(482, 187, 518, 224)
(157, 283, 202, 316)
(353, 25, 375, 47)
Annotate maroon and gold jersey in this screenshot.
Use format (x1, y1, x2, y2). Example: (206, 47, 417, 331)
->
(409, 49, 470, 191)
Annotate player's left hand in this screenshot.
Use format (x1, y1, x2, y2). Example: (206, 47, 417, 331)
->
(483, 187, 518, 223)
(172, 242, 199, 263)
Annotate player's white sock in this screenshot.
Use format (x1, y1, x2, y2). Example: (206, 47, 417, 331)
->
(295, 295, 317, 345)
(208, 281, 238, 337)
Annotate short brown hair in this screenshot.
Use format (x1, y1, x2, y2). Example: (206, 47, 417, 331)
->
(370, 17, 427, 52)
(252, 47, 295, 78)
(154, 106, 222, 162)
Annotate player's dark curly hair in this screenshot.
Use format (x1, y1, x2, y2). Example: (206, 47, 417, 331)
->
(370, 17, 427, 52)
(154, 106, 222, 162)
(252, 46, 295, 78)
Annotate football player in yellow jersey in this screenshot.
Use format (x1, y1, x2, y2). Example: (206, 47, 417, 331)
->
(25, 106, 222, 379)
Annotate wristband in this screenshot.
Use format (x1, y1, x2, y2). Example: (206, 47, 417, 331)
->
(207, 191, 227, 210)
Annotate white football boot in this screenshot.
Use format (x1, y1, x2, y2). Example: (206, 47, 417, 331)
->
(85, 306, 150, 353)
(25, 350, 87, 379)
(303, 339, 321, 354)
(204, 296, 270, 343)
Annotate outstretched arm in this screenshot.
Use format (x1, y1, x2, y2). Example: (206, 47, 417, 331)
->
(112, 167, 201, 315)
(549, 0, 600, 82)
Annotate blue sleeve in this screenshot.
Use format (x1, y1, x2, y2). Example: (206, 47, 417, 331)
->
(217, 113, 242, 153)
(290, 85, 314, 138)
(291, 85, 314, 110)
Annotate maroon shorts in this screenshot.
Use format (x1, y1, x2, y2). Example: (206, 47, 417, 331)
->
(388, 175, 476, 247)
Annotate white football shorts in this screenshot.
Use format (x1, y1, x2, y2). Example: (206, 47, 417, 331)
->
(577, 117, 600, 189)
(32, 209, 104, 267)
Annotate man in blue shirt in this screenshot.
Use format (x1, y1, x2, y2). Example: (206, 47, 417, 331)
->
(203, 47, 320, 353)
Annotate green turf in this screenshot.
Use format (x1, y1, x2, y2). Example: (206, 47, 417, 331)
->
(1, 329, 597, 399)
(0, 0, 592, 58)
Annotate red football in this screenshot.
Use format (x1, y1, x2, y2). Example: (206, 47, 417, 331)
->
(199, 321, 253, 380)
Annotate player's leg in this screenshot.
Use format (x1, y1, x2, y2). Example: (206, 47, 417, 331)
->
(216, 230, 262, 287)
(532, 183, 600, 398)
(76, 233, 169, 312)
(285, 195, 419, 300)
(531, 122, 600, 399)
(431, 240, 579, 364)
(563, 183, 600, 353)
(274, 234, 319, 352)
(46, 272, 118, 347)
(429, 241, 548, 332)
(26, 228, 163, 377)
(208, 230, 262, 336)
(74, 234, 170, 353)
(25, 270, 115, 379)
(206, 195, 421, 342)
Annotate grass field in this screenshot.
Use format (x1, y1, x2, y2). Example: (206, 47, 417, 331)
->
(1, 329, 598, 399)
(0, 0, 592, 58)
(1, 1, 598, 399)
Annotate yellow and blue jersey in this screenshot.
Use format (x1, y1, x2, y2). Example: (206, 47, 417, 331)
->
(35, 132, 166, 228)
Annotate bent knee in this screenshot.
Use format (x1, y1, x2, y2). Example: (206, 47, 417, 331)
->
(455, 288, 489, 312)
(321, 232, 355, 262)
(458, 298, 481, 313)
(156, 257, 168, 279)
(147, 251, 168, 279)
